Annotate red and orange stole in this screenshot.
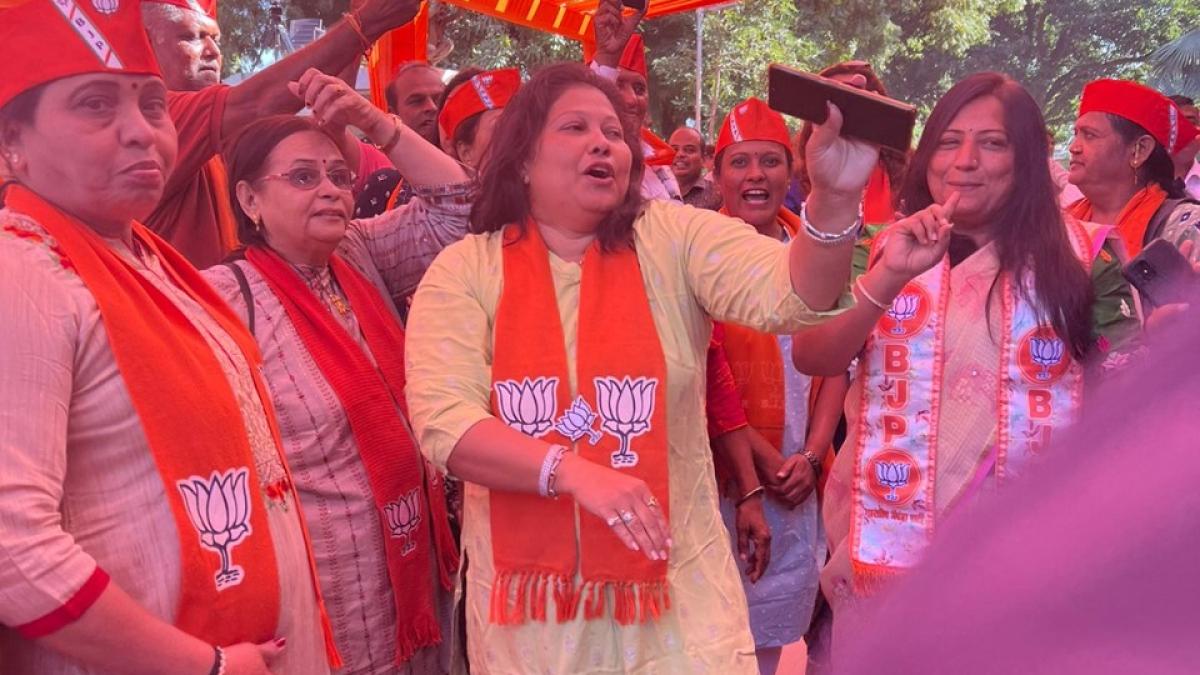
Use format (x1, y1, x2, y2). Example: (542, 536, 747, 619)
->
(5, 186, 286, 646)
(246, 247, 459, 664)
(1067, 183, 1167, 257)
(489, 223, 670, 625)
(717, 208, 803, 450)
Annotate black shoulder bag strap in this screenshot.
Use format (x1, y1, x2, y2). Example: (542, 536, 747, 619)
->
(223, 261, 256, 337)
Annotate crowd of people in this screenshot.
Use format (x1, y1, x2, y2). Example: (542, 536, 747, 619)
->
(0, 0, 1196, 673)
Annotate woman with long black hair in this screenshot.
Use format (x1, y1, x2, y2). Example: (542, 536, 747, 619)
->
(791, 72, 1143, 666)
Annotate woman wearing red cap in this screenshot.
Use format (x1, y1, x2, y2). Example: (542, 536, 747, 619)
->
(437, 67, 522, 170)
(1067, 79, 1200, 262)
(709, 98, 846, 675)
(404, 62, 878, 674)
(790, 73, 1142, 668)
(0, 2, 334, 674)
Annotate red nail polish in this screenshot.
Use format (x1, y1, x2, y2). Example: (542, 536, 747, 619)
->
(275, 637, 287, 648)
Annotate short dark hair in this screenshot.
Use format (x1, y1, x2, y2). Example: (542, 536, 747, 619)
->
(469, 62, 644, 252)
(221, 115, 343, 249)
(0, 84, 44, 127)
(384, 61, 437, 113)
(1107, 114, 1181, 198)
(1168, 94, 1195, 107)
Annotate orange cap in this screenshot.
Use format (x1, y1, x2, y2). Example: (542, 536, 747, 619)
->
(0, 0, 163, 111)
(437, 68, 521, 142)
(618, 34, 647, 78)
(715, 97, 791, 158)
(1080, 79, 1198, 155)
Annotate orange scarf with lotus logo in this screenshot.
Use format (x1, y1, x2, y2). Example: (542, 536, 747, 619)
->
(488, 222, 670, 626)
(2, 185, 304, 649)
(245, 246, 458, 664)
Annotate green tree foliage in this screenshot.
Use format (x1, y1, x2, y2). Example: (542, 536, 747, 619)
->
(215, 0, 1198, 137)
(890, 0, 1200, 132)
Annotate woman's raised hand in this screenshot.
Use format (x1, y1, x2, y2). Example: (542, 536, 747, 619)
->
(878, 192, 959, 281)
(805, 102, 881, 198)
(557, 454, 671, 561)
(288, 68, 389, 138)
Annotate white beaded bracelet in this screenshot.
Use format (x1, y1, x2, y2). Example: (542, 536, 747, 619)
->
(800, 200, 863, 246)
(538, 444, 568, 498)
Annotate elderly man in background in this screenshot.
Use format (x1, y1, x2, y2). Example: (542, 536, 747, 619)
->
(140, 0, 418, 268)
(669, 126, 722, 210)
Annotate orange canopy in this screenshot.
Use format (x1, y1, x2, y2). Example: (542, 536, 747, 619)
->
(368, 0, 735, 109)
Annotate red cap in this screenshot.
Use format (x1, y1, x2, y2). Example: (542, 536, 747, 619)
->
(437, 68, 520, 143)
(144, 0, 217, 19)
(618, 34, 648, 78)
(0, 0, 162, 112)
(715, 97, 791, 158)
(1080, 79, 1198, 155)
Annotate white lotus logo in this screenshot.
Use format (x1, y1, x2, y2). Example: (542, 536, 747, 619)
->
(177, 468, 254, 591)
(494, 377, 559, 438)
(594, 376, 658, 468)
(383, 488, 422, 556)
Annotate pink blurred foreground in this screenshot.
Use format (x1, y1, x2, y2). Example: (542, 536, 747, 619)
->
(836, 305, 1200, 675)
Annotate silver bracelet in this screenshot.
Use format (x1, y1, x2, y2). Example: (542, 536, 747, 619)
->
(800, 200, 863, 246)
(538, 444, 568, 498)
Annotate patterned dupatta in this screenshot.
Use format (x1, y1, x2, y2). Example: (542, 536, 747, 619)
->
(850, 218, 1103, 592)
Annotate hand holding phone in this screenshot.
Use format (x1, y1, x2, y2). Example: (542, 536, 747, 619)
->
(1122, 238, 1199, 308)
(767, 64, 917, 152)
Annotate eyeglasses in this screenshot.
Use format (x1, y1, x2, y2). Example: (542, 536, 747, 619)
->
(259, 166, 356, 191)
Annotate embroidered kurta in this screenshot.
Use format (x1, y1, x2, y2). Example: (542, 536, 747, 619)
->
(0, 210, 327, 674)
(406, 200, 851, 674)
(821, 231, 1142, 627)
(202, 183, 472, 675)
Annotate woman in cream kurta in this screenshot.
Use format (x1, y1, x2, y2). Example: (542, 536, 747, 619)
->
(406, 199, 850, 674)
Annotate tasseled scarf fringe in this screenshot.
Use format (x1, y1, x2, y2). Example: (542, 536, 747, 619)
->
(392, 612, 443, 665)
(490, 571, 670, 626)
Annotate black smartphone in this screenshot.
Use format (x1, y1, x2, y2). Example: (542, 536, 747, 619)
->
(767, 63, 917, 152)
(621, 0, 646, 11)
(1122, 238, 1198, 307)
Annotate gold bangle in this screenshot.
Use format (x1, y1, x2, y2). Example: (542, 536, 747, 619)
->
(379, 116, 404, 155)
(735, 485, 766, 507)
(343, 12, 372, 53)
(855, 275, 891, 311)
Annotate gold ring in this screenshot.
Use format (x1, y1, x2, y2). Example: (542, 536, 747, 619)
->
(645, 496, 659, 508)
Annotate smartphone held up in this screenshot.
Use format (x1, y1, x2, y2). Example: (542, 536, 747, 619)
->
(767, 63, 917, 152)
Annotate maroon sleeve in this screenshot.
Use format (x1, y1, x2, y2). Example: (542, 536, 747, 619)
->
(706, 323, 749, 439)
(164, 86, 232, 200)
